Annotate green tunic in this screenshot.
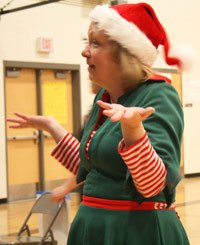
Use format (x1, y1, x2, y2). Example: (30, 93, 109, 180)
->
(67, 80, 189, 245)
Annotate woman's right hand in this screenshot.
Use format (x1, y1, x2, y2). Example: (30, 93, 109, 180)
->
(7, 113, 67, 143)
(7, 112, 55, 132)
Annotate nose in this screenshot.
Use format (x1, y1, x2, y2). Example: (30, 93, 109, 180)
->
(81, 45, 90, 58)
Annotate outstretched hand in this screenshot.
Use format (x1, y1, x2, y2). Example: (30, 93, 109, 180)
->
(7, 113, 67, 143)
(96, 100, 155, 129)
(7, 112, 56, 132)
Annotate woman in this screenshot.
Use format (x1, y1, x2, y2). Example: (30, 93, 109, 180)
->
(7, 3, 190, 245)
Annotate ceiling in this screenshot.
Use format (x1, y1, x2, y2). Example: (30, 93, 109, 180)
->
(0, 0, 110, 16)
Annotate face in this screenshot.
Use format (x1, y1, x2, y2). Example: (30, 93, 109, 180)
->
(82, 23, 121, 89)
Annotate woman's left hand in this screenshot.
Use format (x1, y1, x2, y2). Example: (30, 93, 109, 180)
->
(97, 100, 155, 129)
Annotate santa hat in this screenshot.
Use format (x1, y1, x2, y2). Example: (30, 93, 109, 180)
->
(90, 3, 195, 70)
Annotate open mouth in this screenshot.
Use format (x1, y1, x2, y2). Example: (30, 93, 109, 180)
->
(88, 64, 95, 71)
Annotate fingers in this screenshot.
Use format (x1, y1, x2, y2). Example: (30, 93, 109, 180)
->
(146, 107, 155, 114)
(51, 194, 63, 202)
(97, 100, 125, 121)
(96, 100, 113, 110)
(108, 109, 125, 122)
(136, 107, 155, 120)
(7, 112, 30, 128)
(96, 100, 155, 123)
(8, 124, 28, 129)
(14, 112, 29, 120)
(7, 117, 26, 124)
(144, 107, 155, 118)
(6, 113, 29, 122)
(6, 118, 20, 123)
(51, 186, 67, 202)
(7, 119, 27, 128)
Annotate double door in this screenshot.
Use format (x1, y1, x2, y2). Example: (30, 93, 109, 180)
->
(5, 64, 80, 201)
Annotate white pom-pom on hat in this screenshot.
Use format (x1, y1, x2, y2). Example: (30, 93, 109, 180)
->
(169, 44, 198, 71)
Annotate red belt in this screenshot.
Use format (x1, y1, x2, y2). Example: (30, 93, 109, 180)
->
(82, 195, 176, 211)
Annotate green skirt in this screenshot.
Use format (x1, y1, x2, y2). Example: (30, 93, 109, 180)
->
(67, 204, 189, 245)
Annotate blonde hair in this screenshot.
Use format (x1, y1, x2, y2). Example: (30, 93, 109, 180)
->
(110, 41, 153, 91)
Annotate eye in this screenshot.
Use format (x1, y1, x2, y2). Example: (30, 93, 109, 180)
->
(90, 39, 99, 48)
(81, 37, 88, 45)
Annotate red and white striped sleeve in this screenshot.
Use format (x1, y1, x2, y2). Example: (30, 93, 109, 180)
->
(118, 133, 167, 198)
(51, 132, 80, 175)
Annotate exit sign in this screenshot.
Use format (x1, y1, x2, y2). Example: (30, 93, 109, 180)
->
(36, 37, 53, 53)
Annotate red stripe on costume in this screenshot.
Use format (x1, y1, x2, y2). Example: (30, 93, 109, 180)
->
(119, 133, 148, 157)
(52, 134, 73, 159)
(133, 158, 164, 183)
(133, 163, 166, 197)
(137, 179, 167, 198)
(125, 144, 154, 168)
(73, 161, 80, 175)
(65, 152, 80, 174)
(130, 154, 159, 177)
(60, 140, 80, 165)
(150, 74, 171, 84)
(51, 133, 70, 156)
(135, 166, 166, 191)
(51, 133, 80, 175)
(118, 133, 166, 198)
(59, 137, 78, 162)
(82, 195, 175, 211)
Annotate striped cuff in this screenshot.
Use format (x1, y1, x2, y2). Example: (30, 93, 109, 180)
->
(118, 133, 166, 198)
(51, 133, 80, 175)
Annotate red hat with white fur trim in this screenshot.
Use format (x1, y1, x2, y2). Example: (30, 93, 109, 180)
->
(90, 3, 195, 70)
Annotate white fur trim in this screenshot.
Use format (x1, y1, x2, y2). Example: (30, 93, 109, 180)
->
(90, 5, 157, 67)
(170, 44, 198, 71)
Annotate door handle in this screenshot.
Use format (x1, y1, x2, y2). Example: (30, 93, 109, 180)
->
(7, 130, 39, 143)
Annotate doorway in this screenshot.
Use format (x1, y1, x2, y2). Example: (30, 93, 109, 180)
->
(4, 61, 81, 201)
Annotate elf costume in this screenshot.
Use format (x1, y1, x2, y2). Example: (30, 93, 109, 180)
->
(52, 3, 191, 244)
